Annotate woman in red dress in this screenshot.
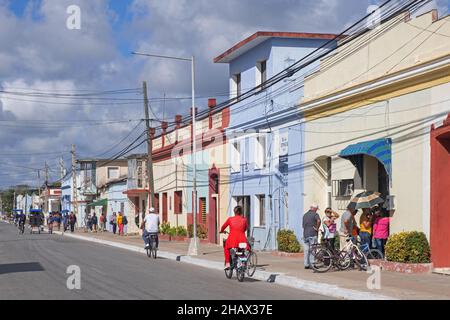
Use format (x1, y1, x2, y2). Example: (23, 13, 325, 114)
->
(220, 206, 250, 269)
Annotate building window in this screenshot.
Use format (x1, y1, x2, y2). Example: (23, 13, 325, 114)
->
(120, 202, 125, 215)
(332, 179, 354, 197)
(199, 197, 207, 224)
(231, 141, 241, 173)
(256, 60, 267, 89)
(232, 73, 241, 99)
(255, 135, 267, 169)
(137, 160, 143, 188)
(255, 195, 265, 227)
(108, 167, 119, 180)
(154, 193, 159, 213)
(174, 191, 182, 214)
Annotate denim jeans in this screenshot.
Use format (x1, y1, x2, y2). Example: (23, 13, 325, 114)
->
(375, 238, 387, 255)
(304, 236, 318, 267)
(360, 231, 372, 249)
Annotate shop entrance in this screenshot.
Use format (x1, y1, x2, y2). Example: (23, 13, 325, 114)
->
(430, 117, 450, 268)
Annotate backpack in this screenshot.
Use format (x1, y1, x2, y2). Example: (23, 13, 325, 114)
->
(122, 216, 128, 225)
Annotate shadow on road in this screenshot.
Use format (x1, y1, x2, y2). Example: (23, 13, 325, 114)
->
(0, 262, 45, 275)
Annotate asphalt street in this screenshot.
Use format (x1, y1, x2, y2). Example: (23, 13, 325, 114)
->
(0, 222, 330, 300)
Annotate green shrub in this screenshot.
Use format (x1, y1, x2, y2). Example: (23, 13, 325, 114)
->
(277, 229, 302, 253)
(160, 221, 171, 235)
(188, 224, 208, 239)
(385, 231, 431, 263)
(167, 227, 177, 237)
(175, 225, 187, 237)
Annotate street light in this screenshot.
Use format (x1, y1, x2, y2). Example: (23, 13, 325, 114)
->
(132, 51, 199, 256)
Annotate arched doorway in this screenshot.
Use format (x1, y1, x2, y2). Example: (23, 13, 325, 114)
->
(430, 115, 450, 268)
(312, 156, 332, 208)
(208, 165, 220, 244)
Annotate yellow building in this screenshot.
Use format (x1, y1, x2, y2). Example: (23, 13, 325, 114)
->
(300, 9, 450, 267)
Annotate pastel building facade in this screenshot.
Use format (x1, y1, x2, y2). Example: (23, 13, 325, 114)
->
(214, 32, 338, 249)
(300, 10, 450, 268)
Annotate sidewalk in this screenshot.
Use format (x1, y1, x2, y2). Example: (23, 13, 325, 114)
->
(58, 228, 450, 300)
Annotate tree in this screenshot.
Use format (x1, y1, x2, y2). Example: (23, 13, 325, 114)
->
(0, 188, 15, 217)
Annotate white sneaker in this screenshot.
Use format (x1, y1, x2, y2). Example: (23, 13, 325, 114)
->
(145, 244, 150, 249)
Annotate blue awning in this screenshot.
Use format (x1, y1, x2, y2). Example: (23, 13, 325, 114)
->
(339, 138, 392, 178)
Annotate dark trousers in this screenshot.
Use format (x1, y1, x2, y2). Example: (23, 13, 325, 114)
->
(70, 222, 75, 233)
(112, 223, 117, 234)
(360, 231, 372, 248)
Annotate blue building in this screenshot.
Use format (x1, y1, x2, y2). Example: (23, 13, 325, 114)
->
(61, 171, 72, 213)
(214, 32, 337, 250)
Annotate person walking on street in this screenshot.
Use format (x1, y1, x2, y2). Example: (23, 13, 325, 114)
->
(99, 213, 106, 232)
(69, 212, 77, 233)
(122, 213, 128, 235)
(110, 212, 117, 234)
(117, 212, 124, 236)
(302, 204, 321, 269)
(91, 213, 98, 232)
(373, 207, 390, 255)
(339, 207, 357, 250)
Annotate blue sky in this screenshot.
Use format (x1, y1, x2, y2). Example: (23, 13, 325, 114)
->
(0, 0, 448, 187)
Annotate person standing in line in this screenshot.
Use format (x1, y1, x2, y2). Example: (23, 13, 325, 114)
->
(117, 212, 124, 236)
(322, 208, 339, 252)
(359, 208, 373, 248)
(373, 207, 390, 255)
(339, 206, 357, 250)
(122, 213, 128, 235)
(110, 212, 117, 234)
(69, 211, 77, 233)
(302, 204, 321, 270)
(102, 213, 107, 231)
(91, 213, 98, 233)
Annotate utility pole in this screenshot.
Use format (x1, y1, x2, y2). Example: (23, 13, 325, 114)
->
(143, 81, 155, 213)
(44, 162, 49, 186)
(191, 55, 198, 255)
(71, 144, 78, 219)
(60, 157, 65, 180)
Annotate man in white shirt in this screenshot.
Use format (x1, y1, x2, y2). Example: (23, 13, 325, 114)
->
(141, 207, 160, 249)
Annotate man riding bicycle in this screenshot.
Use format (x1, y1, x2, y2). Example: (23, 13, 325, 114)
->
(141, 207, 160, 249)
(18, 212, 26, 230)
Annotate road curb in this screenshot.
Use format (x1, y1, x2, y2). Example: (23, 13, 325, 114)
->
(51, 228, 395, 300)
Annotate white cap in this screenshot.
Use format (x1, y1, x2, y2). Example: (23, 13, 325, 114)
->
(310, 204, 319, 209)
(149, 207, 155, 213)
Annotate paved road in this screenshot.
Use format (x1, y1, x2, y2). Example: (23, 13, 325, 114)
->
(0, 222, 330, 300)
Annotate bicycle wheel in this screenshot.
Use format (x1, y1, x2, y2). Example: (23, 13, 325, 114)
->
(311, 247, 332, 273)
(336, 250, 352, 270)
(152, 244, 157, 259)
(237, 268, 245, 282)
(225, 267, 233, 279)
(367, 249, 384, 260)
(247, 251, 257, 277)
(353, 248, 369, 271)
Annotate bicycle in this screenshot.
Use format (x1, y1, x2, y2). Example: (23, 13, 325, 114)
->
(145, 233, 158, 259)
(341, 236, 369, 271)
(310, 241, 351, 273)
(359, 241, 384, 260)
(222, 231, 257, 281)
(18, 221, 25, 235)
